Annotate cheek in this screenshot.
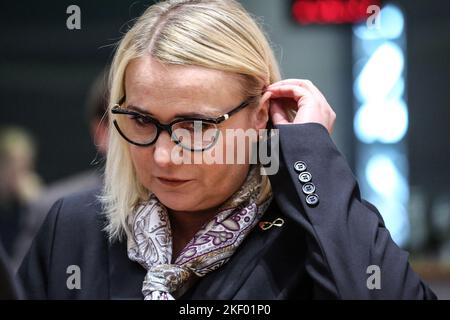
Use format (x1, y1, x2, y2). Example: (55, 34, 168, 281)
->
(129, 147, 153, 185)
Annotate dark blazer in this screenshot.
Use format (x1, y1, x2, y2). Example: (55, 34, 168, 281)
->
(0, 239, 23, 299)
(18, 123, 437, 299)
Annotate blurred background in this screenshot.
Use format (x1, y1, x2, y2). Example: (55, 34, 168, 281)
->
(0, 0, 449, 298)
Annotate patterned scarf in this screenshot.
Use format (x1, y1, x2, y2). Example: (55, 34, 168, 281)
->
(126, 164, 272, 300)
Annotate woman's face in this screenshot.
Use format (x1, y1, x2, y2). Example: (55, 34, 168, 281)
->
(124, 56, 270, 212)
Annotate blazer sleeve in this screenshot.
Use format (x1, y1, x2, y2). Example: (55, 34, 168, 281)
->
(16, 199, 63, 299)
(267, 123, 437, 299)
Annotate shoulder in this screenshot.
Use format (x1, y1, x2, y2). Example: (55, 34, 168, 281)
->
(44, 187, 109, 266)
(55, 186, 103, 217)
(44, 187, 105, 238)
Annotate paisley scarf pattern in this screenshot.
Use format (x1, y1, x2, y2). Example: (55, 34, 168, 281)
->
(127, 164, 272, 300)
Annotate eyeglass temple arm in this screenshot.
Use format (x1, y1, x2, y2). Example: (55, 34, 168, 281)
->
(118, 96, 126, 105)
(217, 97, 256, 122)
(114, 95, 258, 123)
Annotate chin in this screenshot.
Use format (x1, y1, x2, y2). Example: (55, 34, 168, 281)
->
(152, 189, 197, 211)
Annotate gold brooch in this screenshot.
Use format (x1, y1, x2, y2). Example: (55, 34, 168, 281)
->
(259, 217, 285, 230)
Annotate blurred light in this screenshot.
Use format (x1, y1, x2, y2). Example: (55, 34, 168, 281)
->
(354, 4, 405, 40)
(354, 99, 408, 143)
(366, 154, 408, 202)
(292, 0, 381, 25)
(352, 4, 409, 247)
(355, 42, 404, 103)
(370, 199, 410, 246)
(387, 77, 405, 101)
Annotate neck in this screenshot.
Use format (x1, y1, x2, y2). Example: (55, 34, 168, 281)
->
(168, 206, 219, 261)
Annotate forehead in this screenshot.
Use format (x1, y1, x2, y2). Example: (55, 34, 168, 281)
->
(124, 56, 243, 112)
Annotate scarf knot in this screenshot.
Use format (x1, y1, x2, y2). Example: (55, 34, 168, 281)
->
(143, 264, 191, 300)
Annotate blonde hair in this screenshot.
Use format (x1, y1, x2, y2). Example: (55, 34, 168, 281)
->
(102, 0, 283, 240)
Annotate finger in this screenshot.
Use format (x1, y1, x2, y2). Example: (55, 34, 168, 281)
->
(296, 81, 335, 122)
(274, 81, 332, 119)
(302, 80, 328, 103)
(269, 79, 324, 101)
(269, 100, 290, 125)
(268, 79, 312, 89)
(260, 90, 272, 106)
(268, 81, 317, 103)
(266, 85, 310, 102)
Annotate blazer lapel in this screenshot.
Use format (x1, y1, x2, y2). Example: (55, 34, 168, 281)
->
(107, 238, 146, 300)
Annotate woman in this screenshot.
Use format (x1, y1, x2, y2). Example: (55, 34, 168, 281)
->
(19, 0, 436, 299)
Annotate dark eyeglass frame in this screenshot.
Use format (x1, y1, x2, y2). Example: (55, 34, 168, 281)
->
(110, 96, 255, 151)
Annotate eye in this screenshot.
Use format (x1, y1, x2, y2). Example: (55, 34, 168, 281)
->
(179, 120, 215, 131)
(129, 114, 152, 127)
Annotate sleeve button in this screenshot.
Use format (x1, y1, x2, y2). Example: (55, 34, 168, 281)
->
(298, 171, 312, 183)
(306, 194, 320, 207)
(293, 161, 307, 172)
(302, 182, 316, 195)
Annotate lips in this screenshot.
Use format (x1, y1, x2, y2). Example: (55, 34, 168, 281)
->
(156, 176, 190, 182)
(155, 176, 192, 187)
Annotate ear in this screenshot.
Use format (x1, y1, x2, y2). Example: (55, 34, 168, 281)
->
(91, 119, 109, 155)
(253, 91, 272, 131)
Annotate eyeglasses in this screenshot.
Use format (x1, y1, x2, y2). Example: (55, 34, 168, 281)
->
(110, 96, 255, 152)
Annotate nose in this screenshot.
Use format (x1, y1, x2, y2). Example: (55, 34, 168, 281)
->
(153, 131, 177, 167)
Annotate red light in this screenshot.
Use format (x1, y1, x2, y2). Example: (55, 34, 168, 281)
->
(292, 0, 382, 25)
(319, 1, 340, 23)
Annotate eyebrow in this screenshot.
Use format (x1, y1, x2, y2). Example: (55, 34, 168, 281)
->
(126, 104, 219, 119)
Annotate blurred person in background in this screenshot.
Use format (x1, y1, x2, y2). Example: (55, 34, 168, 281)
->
(11, 69, 110, 271)
(0, 127, 43, 258)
